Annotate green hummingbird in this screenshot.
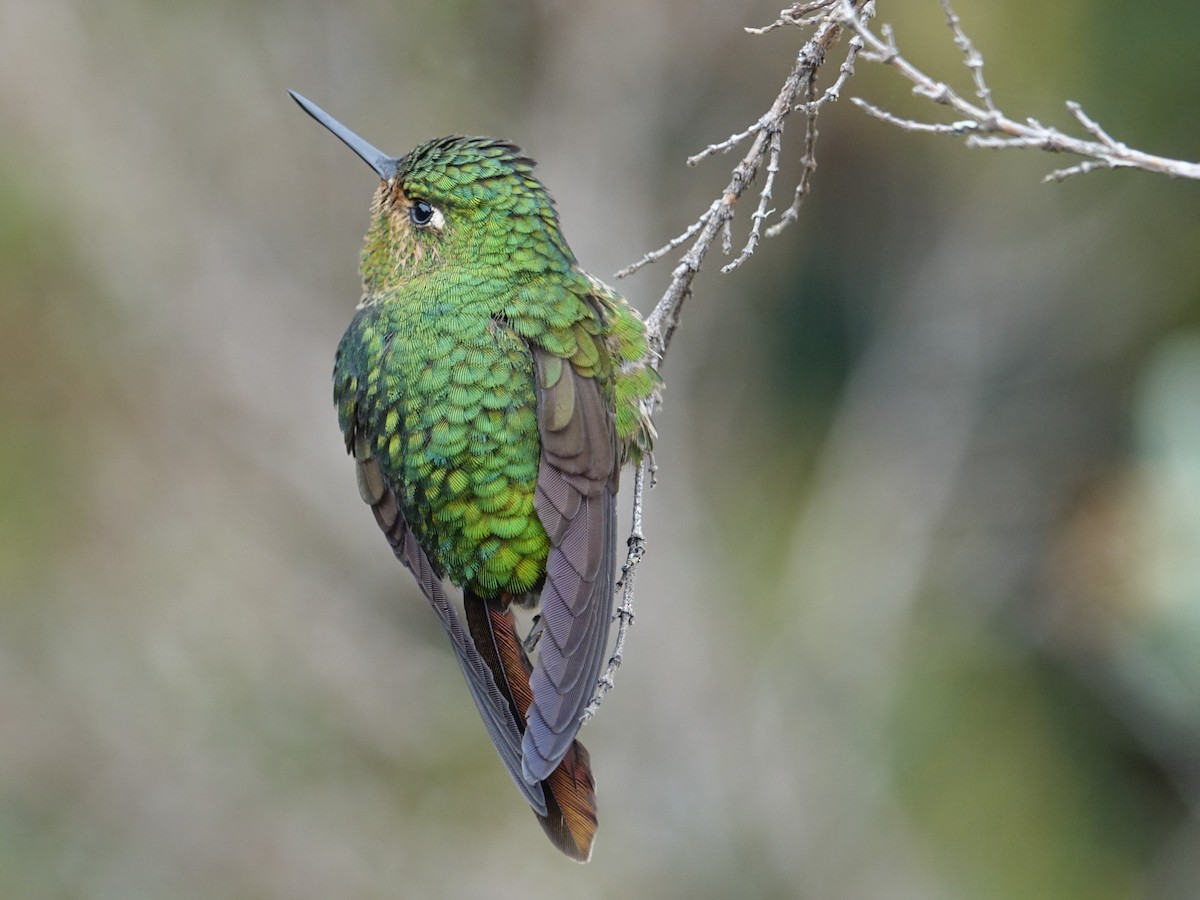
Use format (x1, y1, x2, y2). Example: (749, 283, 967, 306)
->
(290, 92, 657, 861)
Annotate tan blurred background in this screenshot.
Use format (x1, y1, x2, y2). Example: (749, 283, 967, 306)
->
(3, 1, 1200, 898)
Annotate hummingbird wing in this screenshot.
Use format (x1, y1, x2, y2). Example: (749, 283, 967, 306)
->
(353, 437, 549, 816)
(525, 347, 619, 784)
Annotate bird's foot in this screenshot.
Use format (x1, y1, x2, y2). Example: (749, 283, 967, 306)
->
(522, 614, 544, 655)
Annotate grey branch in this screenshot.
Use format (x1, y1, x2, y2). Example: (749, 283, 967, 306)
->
(841, 0, 1200, 183)
(589, 0, 1198, 728)
(581, 460, 649, 724)
(623, 0, 871, 361)
(588, 0, 869, 715)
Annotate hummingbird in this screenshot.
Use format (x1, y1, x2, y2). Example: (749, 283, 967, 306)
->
(290, 92, 657, 861)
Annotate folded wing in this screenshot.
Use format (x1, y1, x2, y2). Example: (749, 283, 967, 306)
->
(525, 347, 619, 784)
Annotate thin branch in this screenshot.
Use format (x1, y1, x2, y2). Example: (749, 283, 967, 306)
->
(746, 0, 839, 35)
(840, 0, 1200, 182)
(940, 0, 996, 115)
(625, 0, 871, 362)
(590, 2, 868, 718)
(591, 0, 1199, 728)
(689, 121, 767, 166)
(722, 126, 783, 272)
(1066, 99, 1118, 146)
(614, 210, 711, 279)
(581, 459, 649, 723)
(768, 75, 821, 237)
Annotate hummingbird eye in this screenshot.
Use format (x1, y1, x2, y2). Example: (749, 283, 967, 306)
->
(409, 199, 436, 227)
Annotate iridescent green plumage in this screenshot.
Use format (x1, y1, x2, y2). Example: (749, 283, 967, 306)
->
(293, 94, 655, 862)
(335, 136, 653, 597)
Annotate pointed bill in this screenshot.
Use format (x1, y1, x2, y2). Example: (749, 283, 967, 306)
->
(289, 91, 400, 181)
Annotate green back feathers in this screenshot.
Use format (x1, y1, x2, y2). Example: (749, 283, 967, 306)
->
(353, 133, 658, 472)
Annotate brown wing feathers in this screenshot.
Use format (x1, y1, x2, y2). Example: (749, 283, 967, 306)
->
(527, 349, 618, 783)
(464, 594, 598, 861)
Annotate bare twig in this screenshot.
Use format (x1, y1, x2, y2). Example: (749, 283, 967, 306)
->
(723, 125, 783, 272)
(592, 1, 868, 716)
(941, 0, 996, 115)
(840, 0, 1200, 182)
(614, 212, 711, 278)
(581, 459, 649, 723)
(591, 0, 1199, 727)
(746, 0, 839, 35)
(625, 0, 871, 361)
(768, 75, 820, 237)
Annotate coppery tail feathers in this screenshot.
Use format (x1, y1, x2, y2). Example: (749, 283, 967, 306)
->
(464, 590, 598, 862)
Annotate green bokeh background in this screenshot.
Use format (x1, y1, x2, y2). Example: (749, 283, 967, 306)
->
(2, 2, 1199, 898)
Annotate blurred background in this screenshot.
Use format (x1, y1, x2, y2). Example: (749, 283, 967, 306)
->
(2, 1, 1199, 897)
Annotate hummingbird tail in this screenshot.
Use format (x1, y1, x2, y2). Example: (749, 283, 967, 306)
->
(464, 591, 598, 862)
(536, 733, 597, 863)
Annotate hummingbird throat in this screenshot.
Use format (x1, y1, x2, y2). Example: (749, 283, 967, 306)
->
(361, 181, 441, 292)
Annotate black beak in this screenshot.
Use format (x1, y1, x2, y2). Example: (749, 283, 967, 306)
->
(289, 91, 400, 181)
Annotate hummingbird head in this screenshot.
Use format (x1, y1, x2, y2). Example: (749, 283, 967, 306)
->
(290, 92, 575, 294)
